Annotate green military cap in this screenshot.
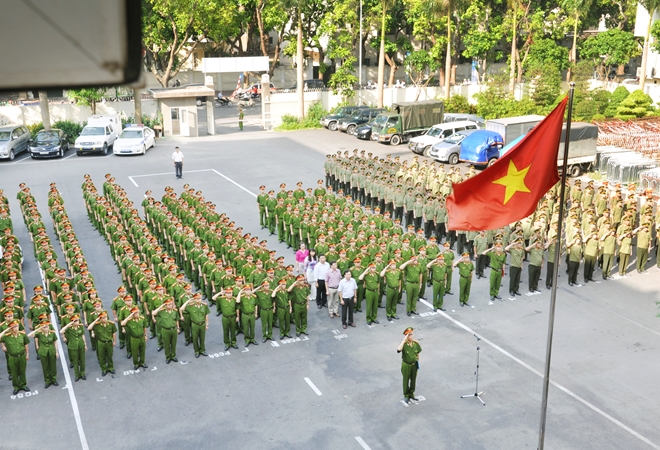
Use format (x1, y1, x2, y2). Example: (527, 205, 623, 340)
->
(403, 327, 414, 335)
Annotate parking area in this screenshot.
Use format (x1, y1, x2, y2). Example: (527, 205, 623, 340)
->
(1, 127, 659, 450)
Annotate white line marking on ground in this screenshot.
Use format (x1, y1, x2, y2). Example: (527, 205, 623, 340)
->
(355, 437, 372, 450)
(417, 299, 660, 450)
(63, 153, 77, 160)
(304, 377, 323, 396)
(211, 169, 257, 198)
(128, 176, 139, 187)
(40, 268, 89, 450)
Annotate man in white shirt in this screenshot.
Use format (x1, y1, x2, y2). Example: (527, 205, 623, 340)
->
(172, 147, 184, 179)
(338, 271, 358, 329)
(325, 261, 342, 319)
(313, 254, 330, 309)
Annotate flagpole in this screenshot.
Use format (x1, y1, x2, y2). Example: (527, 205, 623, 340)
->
(537, 82, 575, 450)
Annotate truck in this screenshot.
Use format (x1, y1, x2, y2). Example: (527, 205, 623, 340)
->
(499, 122, 598, 177)
(75, 114, 121, 156)
(486, 115, 545, 146)
(372, 100, 444, 146)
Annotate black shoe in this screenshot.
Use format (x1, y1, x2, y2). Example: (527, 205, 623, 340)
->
(420, 297, 427, 300)
(91, 347, 96, 352)
(245, 343, 250, 348)
(569, 283, 574, 286)
(373, 320, 380, 324)
(13, 389, 19, 395)
(166, 359, 171, 364)
(393, 316, 399, 320)
(252, 340, 259, 345)
(367, 321, 372, 325)
(102, 371, 107, 377)
(75, 377, 80, 382)
(127, 354, 132, 359)
(296, 333, 301, 337)
(134, 365, 139, 370)
(446, 291, 453, 295)
(36, 354, 40, 360)
(157, 346, 163, 352)
(403, 398, 409, 404)
(232, 345, 238, 349)
(439, 307, 446, 311)
(216, 312, 221, 316)
(412, 311, 419, 315)
(495, 295, 502, 300)
(69, 363, 74, 369)
(388, 318, 393, 322)
(81, 376, 86, 380)
(411, 396, 419, 401)
(109, 370, 115, 374)
(149, 334, 156, 339)
(490, 296, 495, 301)
(516, 291, 521, 296)
(201, 352, 207, 357)
(185, 341, 190, 347)
(172, 358, 178, 362)
(263, 338, 267, 343)
(45, 383, 50, 389)
(460, 303, 464, 307)
(317, 305, 322, 309)
(195, 353, 200, 358)
(407, 312, 411, 317)
(279, 336, 284, 340)
(119, 343, 125, 349)
(224, 345, 229, 351)
(52, 382, 59, 386)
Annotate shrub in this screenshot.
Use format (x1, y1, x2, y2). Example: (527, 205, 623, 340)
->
(592, 114, 606, 121)
(615, 90, 654, 119)
(27, 122, 44, 139)
(53, 120, 84, 143)
(274, 103, 328, 131)
(575, 100, 597, 121)
(591, 89, 611, 115)
(605, 86, 630, 117)
(444, 95, 475, 114)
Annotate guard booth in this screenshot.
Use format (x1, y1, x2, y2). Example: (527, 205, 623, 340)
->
(150, 84, 216, 137)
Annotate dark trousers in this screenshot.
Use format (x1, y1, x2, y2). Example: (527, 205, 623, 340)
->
(568, 261, 580, 285)
(174, 162, 183, 178)
(395, 206, 404, 222)
(341, 298, 354, 325)
(584, 255, 597, 281)
(316, 280, 327, 307)
(447, 230, 456, 247)
(457, 234, 466, 255)
(435, 223, 446, 242)
(546, 262, 555, 288)
(405, 211, 413, 228)
(476, 254, 488, 277)
(424, 220, 434, 239)
(414, 216, 422, 231)
(528, 264, 541, 291)
(509, 266, 521, 293)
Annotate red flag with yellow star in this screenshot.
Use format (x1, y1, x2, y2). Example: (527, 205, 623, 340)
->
(446, 97, 568, 231)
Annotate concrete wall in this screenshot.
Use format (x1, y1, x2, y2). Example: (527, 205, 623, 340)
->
(0, 100, 158, 126)
(159, 98, 199, 137)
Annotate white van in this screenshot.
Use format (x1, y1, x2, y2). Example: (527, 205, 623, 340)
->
(408, 120, 479, 156)
(75, 114, 121, 156)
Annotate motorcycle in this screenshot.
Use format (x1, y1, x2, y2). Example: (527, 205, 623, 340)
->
(214, 96, 230, 107)
(236, 92, 253, 108)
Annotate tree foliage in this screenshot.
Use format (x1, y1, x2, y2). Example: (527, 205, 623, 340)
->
(66, 88, 106, 114)
(580, 29, 640, 79)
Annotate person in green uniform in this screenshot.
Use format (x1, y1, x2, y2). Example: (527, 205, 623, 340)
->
(28, 320, 59, 388)
(256, 279, 275, 342)
(288, 275, 310, 337)
(180, 292, 210, 357)
(271, 279, 292, 339)
(257, 185, 269, 229)
(212, 287, 239, 351)
(633, 225, 651, 273)
(400, 257, 422, 316)
(87, 311, 117, 376)
(454, 252, 474, 307)
(482, 244, 506, 301)
(110, 286, 127, 350)
(600, 225, 616, 280)
(60, 314, 87, 381)
(525, 241, 544, 293)
(359, 263, 381, 325)
(505, 240, 524, 296)
(380, 261, 402, 322)
(237, 284, 259, 347)
(617, 218, 632, 277)
(397, 327, 421, 403)
(238, 107, 244, 131)
(583, 224, 599, 282)
(442, 243, 455, 295)
(152, 299, 179, 363)
(121, 306, 149, 370)
(566, 236, 583, 286)
(426, 254, 447, 311)
(0, 320, 30, 394)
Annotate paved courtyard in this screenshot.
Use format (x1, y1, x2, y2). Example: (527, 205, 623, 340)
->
(1, 120, 659, 450)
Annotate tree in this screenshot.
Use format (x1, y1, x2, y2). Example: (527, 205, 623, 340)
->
(527, 64, 562, 111)
(580, 29, 640, 80)
(142, 0, 225, 88)
(66, 88, 106, 115)
(638, 0, 660, 88)
(523, 38, 569, 72)
(562, 0, 594, 82)
(461, 0, 504, 83)
(376, 0, 393, 108)
(38, 92, 51, 131)
(616, 90, 655, 119)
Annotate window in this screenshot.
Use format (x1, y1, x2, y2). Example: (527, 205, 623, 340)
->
(455, 126, 466, 132)
(466, 125, 477, 130)
(442, 129, 453, 138)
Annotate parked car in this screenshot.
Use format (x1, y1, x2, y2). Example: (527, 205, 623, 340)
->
(338, 108, 386, 135)
(75, 114, 120, 156)
(245, 82, 277, 96)
(443, 113, 485, 128)
(428, 129, 477, 164)
(408, 120, 479, 155)
(0, 125, 30, 160)
(321, 105, 370, 131)
(29, 129, 69, 159)
(286, 79, 325, 91)
(113, 125, 156, 155)
(356, 114, 388, 140)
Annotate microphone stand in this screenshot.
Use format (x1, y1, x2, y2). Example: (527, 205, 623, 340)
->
(461, 333, 485, 405)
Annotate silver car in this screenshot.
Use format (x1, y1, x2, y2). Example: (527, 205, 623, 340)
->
(0, 125, 30, 160)
(429, 129, 478, 165)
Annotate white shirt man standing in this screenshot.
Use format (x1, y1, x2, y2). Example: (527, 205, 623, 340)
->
(338, 271, 358, 329)
(172, 147, 184, 179)
(313, 255, 330, 309)
(325, 261, 342, 319)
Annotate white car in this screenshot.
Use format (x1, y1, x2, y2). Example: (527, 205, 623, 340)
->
(113, 125, 156, 155)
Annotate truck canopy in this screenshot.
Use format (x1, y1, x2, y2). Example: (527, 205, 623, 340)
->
(499, 122, 598, 160)
(392, 100, 444, 130)
(486, 115, 544, 145)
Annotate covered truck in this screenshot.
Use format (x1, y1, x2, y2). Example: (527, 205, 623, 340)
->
(458, 130, 504, 167)
(499, 122, 598, 177)
(372, 100, 444, 145)
(486, 115, 544, 146)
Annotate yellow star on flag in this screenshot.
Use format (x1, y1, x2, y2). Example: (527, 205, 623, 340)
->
(492, 160, 531, 205)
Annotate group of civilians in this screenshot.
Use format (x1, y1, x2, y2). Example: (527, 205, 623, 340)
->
(295, 244, 359, 329)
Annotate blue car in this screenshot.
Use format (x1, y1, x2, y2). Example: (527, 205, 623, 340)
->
(459, 130, 504, 167)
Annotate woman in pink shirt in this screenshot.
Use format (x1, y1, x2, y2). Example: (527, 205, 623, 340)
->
(295, 243, 309, 274)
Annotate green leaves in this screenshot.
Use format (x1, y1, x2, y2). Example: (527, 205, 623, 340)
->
(580, 29, 640, 78)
